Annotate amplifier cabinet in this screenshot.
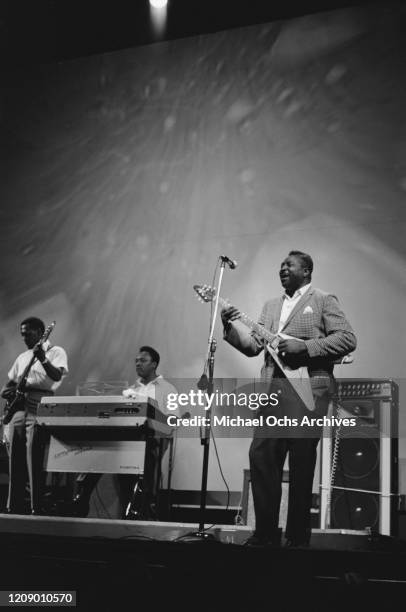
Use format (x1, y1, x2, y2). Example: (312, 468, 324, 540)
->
(319, 379, 398, 536)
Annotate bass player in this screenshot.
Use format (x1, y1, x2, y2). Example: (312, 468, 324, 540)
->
(1, 317, 68, 514)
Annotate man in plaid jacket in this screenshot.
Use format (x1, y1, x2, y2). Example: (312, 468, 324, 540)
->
(221, 250, 356, 547)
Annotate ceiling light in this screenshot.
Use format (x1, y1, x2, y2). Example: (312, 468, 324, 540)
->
(149, 0, 168, 9)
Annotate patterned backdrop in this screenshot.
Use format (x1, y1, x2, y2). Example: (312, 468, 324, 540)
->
(1, 3, 405, 489)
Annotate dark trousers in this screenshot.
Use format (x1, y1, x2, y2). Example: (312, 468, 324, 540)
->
(249, 374, 328, 544)
(249, 436, 320, 543)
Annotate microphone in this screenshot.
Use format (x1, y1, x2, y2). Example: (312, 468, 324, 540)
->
(220, 255, 238, 269)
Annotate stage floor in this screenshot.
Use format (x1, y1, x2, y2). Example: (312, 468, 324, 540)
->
(1, 515, 406, 611)
(0, 513, 375, 548)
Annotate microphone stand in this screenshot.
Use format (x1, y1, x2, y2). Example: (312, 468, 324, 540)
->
(179, 255, 227, 541)
(187, 259, 227, 541)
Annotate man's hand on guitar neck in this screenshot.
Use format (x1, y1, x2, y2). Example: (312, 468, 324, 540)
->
(33, 342, 46, 364)
(221, 306, 241, 327)
(33, 342, 63, 382)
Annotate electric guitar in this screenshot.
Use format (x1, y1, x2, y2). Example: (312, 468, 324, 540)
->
(193, 285, 316, 411)
(2, 321, 56, 425)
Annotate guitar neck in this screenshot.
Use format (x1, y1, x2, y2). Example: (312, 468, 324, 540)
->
(16, 355, 37, 392)
(218, 297, 277, 344)
(17, 323, 55, 391)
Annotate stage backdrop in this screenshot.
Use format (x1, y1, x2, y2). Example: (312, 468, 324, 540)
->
(1, 2, 405, 495)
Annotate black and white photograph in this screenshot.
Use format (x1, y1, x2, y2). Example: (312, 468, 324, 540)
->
(0, 0, 405, 609)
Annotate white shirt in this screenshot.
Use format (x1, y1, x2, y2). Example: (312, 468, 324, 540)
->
(278, 283, 312, 333)
(8, 341, 69, 392)
(122, 375, 179, 416)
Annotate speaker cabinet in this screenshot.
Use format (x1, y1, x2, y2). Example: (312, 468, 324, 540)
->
(320, 379, 398, 535)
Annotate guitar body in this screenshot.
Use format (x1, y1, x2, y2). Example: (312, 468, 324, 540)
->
(264, 339, 315, 411)
(3, 391, 25, 425)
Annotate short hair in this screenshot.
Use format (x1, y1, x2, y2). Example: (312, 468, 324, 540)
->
(21, 317, 45, 335)
(288, 250, 313, 275)
(139, 346, 160, 367)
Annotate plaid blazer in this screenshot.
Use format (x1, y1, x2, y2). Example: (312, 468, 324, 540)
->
(225, 286, 356, 386)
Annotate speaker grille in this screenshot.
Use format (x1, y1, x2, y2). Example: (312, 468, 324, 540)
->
(336, 434, 380, 481)
(332, 490, 379, 530)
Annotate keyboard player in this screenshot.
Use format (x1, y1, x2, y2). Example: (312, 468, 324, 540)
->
(73, 346, 177, 519)
(122, 345, 178, 410)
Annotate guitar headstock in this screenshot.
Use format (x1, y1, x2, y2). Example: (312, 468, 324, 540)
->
(193, 284, 216, 303)
(42, 321, 56, 342)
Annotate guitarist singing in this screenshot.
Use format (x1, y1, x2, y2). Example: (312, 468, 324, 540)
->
(221, 251, 356, 548)
(1, 317, 68, 514)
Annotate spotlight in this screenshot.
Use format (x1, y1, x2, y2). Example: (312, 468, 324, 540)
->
(149, 0, 167, 38)
(149, 0, 168, 8)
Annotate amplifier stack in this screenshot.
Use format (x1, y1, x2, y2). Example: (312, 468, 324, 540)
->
(319, 379, 398, 536)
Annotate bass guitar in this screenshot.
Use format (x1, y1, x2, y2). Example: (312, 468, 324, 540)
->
(2, 321, 56, 425)
(193, 285, 315, 411)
